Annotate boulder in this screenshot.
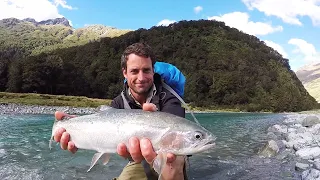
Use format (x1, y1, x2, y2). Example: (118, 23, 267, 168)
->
(313, 159, 320, 170)
(258, 140, 279, 157)
(295, 162, 310, 171)
(296, 147, 320, 160)
(301, 168, 320, 180)
(302, 116, 320, 127)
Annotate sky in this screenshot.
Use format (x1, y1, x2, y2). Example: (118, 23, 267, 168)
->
(0, 0, 320, 71)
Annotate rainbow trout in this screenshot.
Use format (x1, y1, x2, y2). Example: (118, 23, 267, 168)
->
(49, 107, 216, 177)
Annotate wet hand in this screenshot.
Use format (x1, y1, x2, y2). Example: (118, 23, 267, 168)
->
(116, 103, 177, 164)
(53, 111, 78, 154)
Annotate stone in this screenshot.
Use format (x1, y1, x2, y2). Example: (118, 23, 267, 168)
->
(314, 159, 320, 170)
(268, 124, 288, 134)
(301, 168, 320, 180)
(258, 140, 279, 157)
(295, 162, 310, 171)
(302, 116, 320, 127)
(296, 147, 320, 160)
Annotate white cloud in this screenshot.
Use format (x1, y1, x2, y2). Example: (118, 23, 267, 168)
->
(208, 12, 283, 36)
(194, 6, 203, 14)
(288, 38, 320, 63)
(54, 0, 76, 10)
(242, 0, 320, 26)
(157, 19, 176, 26)
(0, 0, 75, 22)
(264, 40, 288, 58)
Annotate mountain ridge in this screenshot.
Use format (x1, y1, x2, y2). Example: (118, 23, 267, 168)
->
(0, 17, 131, 56)
(296, 62, 320, 102)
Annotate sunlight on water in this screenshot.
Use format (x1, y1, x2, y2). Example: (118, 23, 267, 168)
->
(0, 113, 299, 180)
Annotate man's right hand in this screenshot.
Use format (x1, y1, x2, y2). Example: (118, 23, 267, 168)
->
(53, 111, 78, 154)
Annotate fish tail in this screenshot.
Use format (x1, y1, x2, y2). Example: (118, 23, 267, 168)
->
(49, 118, 58, 150)
(49, 136, 54, 150)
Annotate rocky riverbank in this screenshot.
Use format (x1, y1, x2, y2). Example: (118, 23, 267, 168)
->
(259, 113, 320, 180)
(0, 103, 216, 115)
(0, 103, 97, 115)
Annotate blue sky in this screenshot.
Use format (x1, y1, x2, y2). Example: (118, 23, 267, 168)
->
(1, 0, 319, 71)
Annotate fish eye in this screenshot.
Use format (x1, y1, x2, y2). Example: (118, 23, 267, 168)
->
(194, 131, 203, 140)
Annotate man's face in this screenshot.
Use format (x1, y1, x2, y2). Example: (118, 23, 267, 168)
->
(123, 54, 154, 96)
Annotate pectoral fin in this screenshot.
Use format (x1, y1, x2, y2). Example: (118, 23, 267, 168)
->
(87, 152, 105, 172)
(102, 153, 111, 165)
(152, 152, 167, 180)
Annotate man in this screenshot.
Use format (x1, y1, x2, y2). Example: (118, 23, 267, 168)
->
(54, 42, 187, 180)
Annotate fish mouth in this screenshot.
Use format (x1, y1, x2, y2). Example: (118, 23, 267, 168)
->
(204, 140, 215, 146)
(201, 135, 217, 150)
(196, 139, 216, 152)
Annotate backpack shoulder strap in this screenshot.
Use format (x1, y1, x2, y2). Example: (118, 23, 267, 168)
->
(161, 81, 200, 125)
(121, 91, 131, 109)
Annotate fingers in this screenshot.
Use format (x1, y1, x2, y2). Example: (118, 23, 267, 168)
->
(68, 141, 78, 154)
(140, 138, 157, 164)
(166, 153, 176, 163)
(128, 137, 143, 163)
(55, 111, 67, 120)
(54, 111, 77, 121)
(60, 132, 70, 150)
(117, 137, 175, 165)
(142, 103, 157, 112)
(54, 128, 66, 142)
(117, 143, 130, 158)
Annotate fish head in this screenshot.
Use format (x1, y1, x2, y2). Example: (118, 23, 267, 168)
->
(158, 127, 216, 155)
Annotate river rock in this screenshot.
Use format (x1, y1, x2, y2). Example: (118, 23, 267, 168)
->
(267, 132, 278, 140)
(296, 147, 320, 160)
(258, 140, 279, 157)
(302, 168, 320, 180)
(286, 132, 314, 151)
(313, 159, 320, 170)
(302, 116, 320, 127)
(268, 124, 288, 135)
(295, 162, 310, 171)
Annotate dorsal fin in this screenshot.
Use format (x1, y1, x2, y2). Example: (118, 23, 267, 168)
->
(95, 105, 113, 112)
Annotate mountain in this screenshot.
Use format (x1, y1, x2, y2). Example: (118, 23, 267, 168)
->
(0, 17, 131, 55)
(0, 19, 318, 112)
(296, 63, 320, 102)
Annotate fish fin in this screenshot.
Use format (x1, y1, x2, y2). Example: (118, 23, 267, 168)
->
(101, 153, 111, 165)
(152, 152, 167, 180)
(95, 105, 113, 112)
(49, 136, 54, 150)
(184, 155, 190, 171)
(87, 152, 104, 172)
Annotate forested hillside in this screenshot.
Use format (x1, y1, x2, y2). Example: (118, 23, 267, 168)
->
(0, 19, 318, 112)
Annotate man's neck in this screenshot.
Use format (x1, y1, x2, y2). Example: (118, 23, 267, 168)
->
(129, 89, 148, 105)
(127, 84, 156, 106)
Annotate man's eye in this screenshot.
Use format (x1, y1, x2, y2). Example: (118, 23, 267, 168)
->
(144, 69, 152, 73)
(131, 70, 138, 74)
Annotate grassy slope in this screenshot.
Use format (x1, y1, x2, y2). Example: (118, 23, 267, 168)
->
(0, 92, 111, 107)
(304, 78, 320, 102)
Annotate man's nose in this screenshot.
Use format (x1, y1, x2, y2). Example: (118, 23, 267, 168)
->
(137, 71, 145, 81)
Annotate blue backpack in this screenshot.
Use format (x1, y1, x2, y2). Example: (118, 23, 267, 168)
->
(154, 62, 185, 97)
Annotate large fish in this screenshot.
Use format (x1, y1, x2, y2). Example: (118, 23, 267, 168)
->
(49, 107, 216, 177)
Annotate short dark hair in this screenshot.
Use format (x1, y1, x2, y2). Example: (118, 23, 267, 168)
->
(121, 42, 156, 70)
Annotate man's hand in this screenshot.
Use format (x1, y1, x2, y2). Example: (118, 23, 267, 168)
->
(116, 103, 178, 164)
(53, 111, 78, 154)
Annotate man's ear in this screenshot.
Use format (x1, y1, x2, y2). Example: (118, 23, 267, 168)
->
(122, 68, 127, 79)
